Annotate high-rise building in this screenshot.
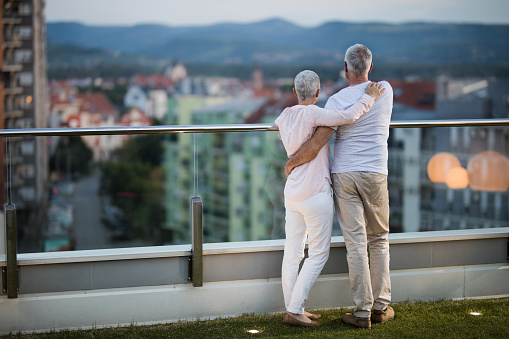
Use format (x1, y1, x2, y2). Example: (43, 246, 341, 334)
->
(1, 0, 48, 250)
(163, 92, 295, 244)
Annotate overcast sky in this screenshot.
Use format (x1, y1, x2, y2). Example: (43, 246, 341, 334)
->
(46, 0, 509, 27)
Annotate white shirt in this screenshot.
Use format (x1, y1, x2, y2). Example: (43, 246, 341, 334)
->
(275, 94, 374, 201)
(327, 81, 393, 175)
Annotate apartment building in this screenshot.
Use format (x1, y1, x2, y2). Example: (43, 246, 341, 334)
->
(1, 0, 48, 250)
(163, 91, 295, 244)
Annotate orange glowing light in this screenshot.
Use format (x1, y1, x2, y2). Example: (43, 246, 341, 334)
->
(427, 152, 461, 183)
(26, 96, 32, 104)
(446, 166, 469, 189)
(467, 151, 509, 192)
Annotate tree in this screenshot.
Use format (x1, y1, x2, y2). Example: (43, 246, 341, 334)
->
(49, 136, 93, 177)
(100, 135, 167, 244)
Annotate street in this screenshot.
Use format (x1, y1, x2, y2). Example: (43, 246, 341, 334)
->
(73, 169, 143, 250)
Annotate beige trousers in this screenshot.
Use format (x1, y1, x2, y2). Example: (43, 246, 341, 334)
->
(332, 172, 391, 319)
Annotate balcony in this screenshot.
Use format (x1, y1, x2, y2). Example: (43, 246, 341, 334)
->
(2, 18, 23, 25)
(3, 86, 23, 95)
(3, 110, 23, 119)
(0, 120, 508, 334)
(1, 64, 22, 72)
(2, 40, 23, 49)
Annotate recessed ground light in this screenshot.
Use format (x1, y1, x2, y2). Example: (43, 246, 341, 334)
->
(469, 312, 482, 316)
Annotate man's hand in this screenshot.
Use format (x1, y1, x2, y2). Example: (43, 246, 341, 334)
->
(366, 82, 385, 100)
(284, 126, 335, 178)
(285, 161, 294, 178)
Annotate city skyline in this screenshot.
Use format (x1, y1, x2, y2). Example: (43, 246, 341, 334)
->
(46, 0, 509, 27)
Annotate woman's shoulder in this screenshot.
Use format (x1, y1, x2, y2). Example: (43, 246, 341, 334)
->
(275, 107, 291, 123)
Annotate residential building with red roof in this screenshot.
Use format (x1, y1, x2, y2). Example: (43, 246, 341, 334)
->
(49, 80, 121, 161)
(118, 107, 153, 143)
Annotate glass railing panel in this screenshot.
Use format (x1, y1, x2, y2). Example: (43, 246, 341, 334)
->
(197, 131, 287, 243)
(388, 125, 509, 233)
(14, 133, 191, 253)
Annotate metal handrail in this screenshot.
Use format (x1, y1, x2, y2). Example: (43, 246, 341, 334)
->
(0, 118, 508, 138)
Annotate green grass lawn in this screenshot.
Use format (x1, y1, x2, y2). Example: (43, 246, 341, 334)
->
(4, 298, 509, 338)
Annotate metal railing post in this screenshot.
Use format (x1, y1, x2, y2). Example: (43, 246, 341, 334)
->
(4, 138, 18, 298)
(4, 203, 17, 298)
(191, 197, 203, 287)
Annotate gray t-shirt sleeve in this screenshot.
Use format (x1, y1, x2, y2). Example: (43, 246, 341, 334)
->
(324, 96, 339, 131)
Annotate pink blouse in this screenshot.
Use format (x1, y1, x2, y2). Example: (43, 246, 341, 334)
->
(275, 94, 374, 201)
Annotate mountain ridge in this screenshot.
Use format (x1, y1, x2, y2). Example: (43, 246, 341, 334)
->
(46, 19, 509, 65)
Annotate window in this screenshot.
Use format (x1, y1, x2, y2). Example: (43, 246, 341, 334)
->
(20, 141, 34, 155)
(17, 164, 35, 178)
(18, 3, 32, 15)
(251, 136, 261, 148)
(258, 164, 266, 176)
(236, 158, 245, 171)
(14, 50, 32, 64)
(19, 72, 33, 86)
(16, 26, 32, 40)
(236, 208, 245, 218)
(18, 187, 35, 201)
(5, 96, 15, 111)
(14, 118, 34, 129)
(19, 95, 33, 109)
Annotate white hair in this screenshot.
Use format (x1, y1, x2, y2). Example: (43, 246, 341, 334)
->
(344, 44, 372, 76)
(294, 70, 320, 101)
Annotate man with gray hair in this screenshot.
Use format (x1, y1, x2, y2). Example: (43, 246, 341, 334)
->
(285, 44, 394, 329)
(275, 69, 384, 327)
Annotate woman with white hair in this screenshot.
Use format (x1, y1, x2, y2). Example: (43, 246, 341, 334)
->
(275, 70, 384, 327)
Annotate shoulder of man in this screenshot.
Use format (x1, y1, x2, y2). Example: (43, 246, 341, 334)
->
(379, 80, 394, 94)
(325, 89, 346, 106)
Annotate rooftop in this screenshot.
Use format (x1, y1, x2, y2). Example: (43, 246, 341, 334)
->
(3, 298, 509, 338)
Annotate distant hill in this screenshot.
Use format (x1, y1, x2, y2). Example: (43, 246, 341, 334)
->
(47, 18, 509, 66)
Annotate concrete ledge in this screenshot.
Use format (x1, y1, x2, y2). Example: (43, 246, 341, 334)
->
(3, 228, 507, 266)
(1, 229, 507, 295)
(1, 263, 508, 334)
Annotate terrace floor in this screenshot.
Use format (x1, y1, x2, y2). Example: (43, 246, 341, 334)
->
(4, 297, 509, 338)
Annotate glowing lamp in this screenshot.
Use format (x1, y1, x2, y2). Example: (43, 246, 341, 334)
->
(427, 152, 461, 183)
(467, 151, 509, 192)
(446, 167, 469, 189)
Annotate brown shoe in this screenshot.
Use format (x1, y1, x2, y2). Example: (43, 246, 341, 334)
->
(342, 312, 371, 329)
(304, 311, 321, 320)
(283, 312, 320, 327)
(372, 306, 395, 323)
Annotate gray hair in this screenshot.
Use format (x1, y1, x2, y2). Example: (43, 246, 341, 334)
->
(344, 44, 372, 76)
(294, 70, 320, 101)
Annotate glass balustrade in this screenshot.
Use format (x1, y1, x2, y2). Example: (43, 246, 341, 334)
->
(6, 123, 509, 254)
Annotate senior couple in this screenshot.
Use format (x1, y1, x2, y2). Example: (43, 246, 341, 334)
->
(275, 43, 394, 329)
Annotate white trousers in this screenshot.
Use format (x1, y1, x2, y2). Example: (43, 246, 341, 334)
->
(282, 184, 334, 314)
